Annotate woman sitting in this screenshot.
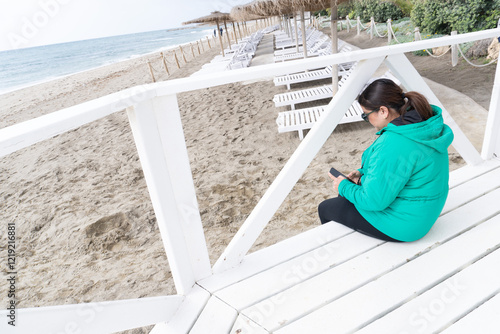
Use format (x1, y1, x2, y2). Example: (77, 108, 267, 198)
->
(318, 78, 454, 242)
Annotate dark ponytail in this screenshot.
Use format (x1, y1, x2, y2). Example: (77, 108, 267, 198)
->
(358, 79, 433, 121)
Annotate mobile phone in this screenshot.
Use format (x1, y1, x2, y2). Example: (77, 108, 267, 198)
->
(329, 167, 348, 179)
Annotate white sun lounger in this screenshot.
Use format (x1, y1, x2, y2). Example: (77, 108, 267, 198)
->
(274, 31, 324, 56)
(276, 102, 364, 139)
(274, 28, 317, 49)
(274, 70, 401, 139)
(273, 63, 354, 90)
(274, 36, 331, 63)
(273, 43, 359, 89)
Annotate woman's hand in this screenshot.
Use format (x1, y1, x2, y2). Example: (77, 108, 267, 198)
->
(347, 170, 361, 184)
(328, 172, 346, 193)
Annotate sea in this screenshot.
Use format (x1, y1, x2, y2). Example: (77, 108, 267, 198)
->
(0, 25, 215, 94)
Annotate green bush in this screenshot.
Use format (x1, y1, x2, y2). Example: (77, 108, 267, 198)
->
(353, 0, 404, 22)
(394, 0, 413, 17)
(411, 0, 500, 34)
(338, 2, 355, 18)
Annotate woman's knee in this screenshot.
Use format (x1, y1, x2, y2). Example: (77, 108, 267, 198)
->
(318, 198, 335, 224)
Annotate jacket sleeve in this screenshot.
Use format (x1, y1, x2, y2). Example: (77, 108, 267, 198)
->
(339, 140, 414, 211)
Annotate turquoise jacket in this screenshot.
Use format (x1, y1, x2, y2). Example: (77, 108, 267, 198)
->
(338, 106, 454, 241)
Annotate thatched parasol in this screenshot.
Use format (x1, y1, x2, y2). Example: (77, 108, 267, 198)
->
(183, 11, 232, 57)
(248, 0, 283, 17)
(231, 5, 262, 37)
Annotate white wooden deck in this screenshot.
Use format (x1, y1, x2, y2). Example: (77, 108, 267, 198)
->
(1, 26, 499, 334)
(187, 158, 500, 333)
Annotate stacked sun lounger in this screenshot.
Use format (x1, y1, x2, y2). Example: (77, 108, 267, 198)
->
(274, 34, 332, 62)
(274, 27, 316, 50)
(191, 25, 279, 76)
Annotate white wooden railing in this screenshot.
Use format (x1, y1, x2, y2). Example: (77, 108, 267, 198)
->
(1, 26, 500, 333)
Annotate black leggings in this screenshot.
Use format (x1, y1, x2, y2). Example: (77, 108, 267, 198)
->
(318, 196, 401, 242)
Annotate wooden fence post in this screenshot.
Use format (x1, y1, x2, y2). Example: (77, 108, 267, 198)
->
(451, 31, 458, 67)
(387, 18, 392, 44)
(147, 61, 156, 83)
(370, 17, 374, 39)
(414, 27, 421, 41)
(206, 36, 211, 48)
(161, 52, 169, 76)
(174, 51, 180, 69)
(357, 16, 360, 36)
(179, 46, 187, 63)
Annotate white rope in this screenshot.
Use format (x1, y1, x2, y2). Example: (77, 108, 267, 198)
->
(359, 20, 369, 30)
(162, 52, 174, 65)
(389, 25, 404, 44)
(373, 23, 388, 38)
(346, 16, 357, 28)
(149, 62, 162, 73)
(457, 44, 499, 67)
(424, 46, 452, 58)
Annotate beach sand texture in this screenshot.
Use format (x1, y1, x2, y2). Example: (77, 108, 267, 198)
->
(0, 27, 496, 334)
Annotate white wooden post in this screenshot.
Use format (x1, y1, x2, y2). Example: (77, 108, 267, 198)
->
(346, 15, 350, 33)
(301, 9, 308, 59)
(357, 16, 361, 36)
(384, 54, 484, 166)
(451, 31, 458, 67)
(294, 12, 300, 52)
(213, 57, 385, 273)
(481, 48, 500, 160)
(370, 17, 374, 39)
(388, 18, 392, 44)
(414, 27, 421, 41)
(127, 95, 211, 294)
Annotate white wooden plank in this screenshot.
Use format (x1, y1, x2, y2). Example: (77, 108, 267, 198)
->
(128, 98, 196, 294)
(153, 95, 212, 281)
(216, 232, 384, 310)
(151, 285, 210, 334)
(385, 54, 483, 166)
(1, 30, 499, 160)
(198, 222, 352, 292)
(356, 248, 500, 334)
(189, 296, 237, 334)
(0, 85, 156, 157)
(0, 296, 182, 334)
(213, 57, 385, 274)
(243, 188, 500, 331)
(441, 292, 500, 334)
(442, 164, 500, 214)
(230, 314, 270, 334)
(448, 158, 500, 188)
(274, 214, 500, 334)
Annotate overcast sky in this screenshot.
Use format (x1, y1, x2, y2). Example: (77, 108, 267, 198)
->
(0, 0, 251, 51)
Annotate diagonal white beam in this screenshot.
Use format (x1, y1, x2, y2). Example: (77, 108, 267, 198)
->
(213, 56, 386, 273)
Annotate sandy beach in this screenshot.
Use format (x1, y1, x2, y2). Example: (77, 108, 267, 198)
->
(0, 26, 496, 334)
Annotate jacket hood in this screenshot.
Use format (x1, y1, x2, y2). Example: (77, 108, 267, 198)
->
(376, 105, 454, 153)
